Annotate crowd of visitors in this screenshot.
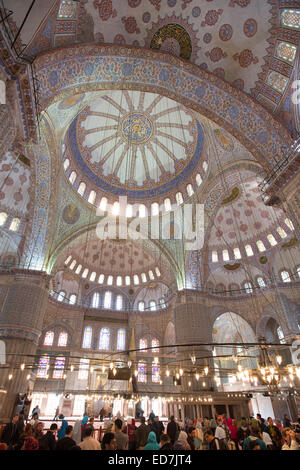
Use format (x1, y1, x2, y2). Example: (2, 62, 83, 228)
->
(0, 409, 299, 451)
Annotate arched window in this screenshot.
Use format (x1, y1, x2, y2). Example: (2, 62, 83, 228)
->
(69, 294, 76, 305)
(176, 192, 183, 205)
(186, 184, 194, 197)
(141, 273, 147, 283)
(126, 204, 133, 218)
(139, 338, 147, 350)
(53, 356, 65, 379)
(82, 268, 89, 279)
(139, 204, 147, 218)
(99, 328, 110, 350)
(138, 301, 145, 312)
(9, 218, 20, 231)
(277, 227, 287, 238)
(151, 339, 159, 352)
(233, 248, 241, 260)
(164, 198, 171, 212)
(78, 358, 89, 380)
(281, 271, 291, 283)
(64, 255, 72, 265)
(257, 277, 266, 288)
(117, 329, 126, 350)
(244, 282, 253, 294)
(125, 276, 131, 286)
(88, 191, 96, 205)
(212, 251, 218, 263)
(78, 182, 86, 196)
(69, 260, 76, 270)
(92, 292, 100, 308)
(82, 326, 92, 349)
(203, 161, 208, 172)
(75, 264, 82, 275)
(152, 361, 160, 383)
(58, 332, 68, 347)
(148, 270, 154, 280)
(222, 250, 229, 261)
(116, 276, 122, 286)
(155, 267, 161, 277)
(267, 234, 277, 246)
(159, 298, 166, 308)
(297, 267, 300, 279)
(0, 212, 7, 226)
(196, 174, 202, 186)
(116, 295, 123, 311)
(104, 291, 112, 309)
(151, 202, 159, 216)
(149, 300, 156, 311)
(69, 171, 77, 184)
(98, 274, 104, 284)
(44, 331, 54, 346)
(99, 197, 107, 212)
(245, 245, 254, 256)
(63, 159, 70, 170)
(138, 361, 147, 383)
(90, 271, 96, 282)
(256, 240, 266, 252)
(36, 354, 50, 378)
(57, 291, 65, 302)
(107, 275, 113, 286)
(277, 326, 285, 344)
(112, 201, 120, 216)
(285, 218, 294, 231)
(133, 274, 139, 285)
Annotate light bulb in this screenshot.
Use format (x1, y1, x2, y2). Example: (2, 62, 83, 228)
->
(110, 363, 114, 370)
(113, 368, 117, 376)
(102, 366, 106, 373)
(204, 367, 208, 375)
(20, 363, 25, 371)
(26, 374, 30, 380)
(134, 370, 138, 377)
(8, 374, 13, 380)
(70, 365, 74, 372)
(276, 355, 282, 365)
(176, 373, 180, 380)
(179, 369, 183, 376)
(188, 381, 191, 387)
(195, 373, 200, 381)
(202, 382, 206, 387)
(166, 369, 170, 377)
(128, 361, 132, 368)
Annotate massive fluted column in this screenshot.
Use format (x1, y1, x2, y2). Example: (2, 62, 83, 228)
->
(0, 271, 50, 420)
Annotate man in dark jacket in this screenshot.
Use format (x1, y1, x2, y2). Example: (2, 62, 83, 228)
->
(265, 417, 282, 450)
(187, 427, 196, 450)
(153, 416, 164, 443)
(160, 434, 174, 450)
(38, 423, 58, 450)
(204, 430, 220, 450)
(167, 416, 178, 445)
(135, 417, 150, 450)
(55, 425, 76, 450)
(1, 414, 20, 449)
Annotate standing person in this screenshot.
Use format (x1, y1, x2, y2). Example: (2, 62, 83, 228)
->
(33, 421, 44, 440)
(72, 420, 82, 445)
(187, 427, 196, 450)
(210, 416, 217, 434)
(55, 425, 76, 450)
(283, 414, 292, 428)
(153, 416, 164, 443)
(31, 405, 41, 419)
(173, 431, 191, 450)
(226, 418, 238, 448)
(144, 431, 160, 450)
(195, 421, 203, 450)
(237, 419, 249, 450)
(38, 423, 58, 450)
(102, 432, 117, 450)
(14, 423, 34, 451)
(57, 417, 68, 439)
(256, 414, 266, 432)
(29, 413, 39, 428)
(53, 407, 60, 421)
(1, 414, 20, 449)
(281, 428, 300, 450)
(215, 417, 228, 450)
(166, 415, 178, 445)
(204, 430, 220, 450)
(265, 417, 282, 450)
(81, 415, 89, 440)
(114, 418, 128, 450)
(88, 417, 95, 433)
(78, 426, 101, 450)
(126, 417, 136, 450)
(135, 417, 150, 450)
(149, 410, 155, 422)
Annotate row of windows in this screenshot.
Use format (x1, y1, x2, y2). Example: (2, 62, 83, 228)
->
(137, 361, 161, 384)
(0, 212, 20, 232)
(65, 159, 207, 215)
(137, 299, 166, 311)
(82, 327, 126, 350)
(211, 221, 294, 263)
(43, 331, 68, 347)
(36, 355, 66, 379)
(64, 256, 161, 286)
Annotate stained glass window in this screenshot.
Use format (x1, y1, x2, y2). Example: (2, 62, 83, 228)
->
(58, 332, 68, 347)
(57, 291, 65, 302)
(277, 326, 286, 344)
(69, 294, 76, 305)
(82, 268, 89, 279)
(9, 218, 20, 231)
(159, 298, 166, 308)
(116, 276, 122, 286)
(281, 271, 291, 283)
(152, 362, 160, 383)
(78, 358, 89, 380)
(63, 159, 70, 170)
(88, 191, 96, 204)
(222, 249, 229, 261)
(149, 301, 156, 311)
(151, 202, 159, 216)
(281, 9, 300, 29)
(138, 361, 147, 383)
(196, 174, 202, 186)
(99, 328, 110, 350)
(99, 197, 107, 211)
(133, 275, 139, 285)
(176, 192, 183, 205)
(186, 184, 194, 197)
(148, 270, 154, 280)
(234, 248, 241, 259)
(139, 338, 147, 350)
(69, 171, 76, 184)
(277, 227, 287, 238)
(98, 274, 104, 284)
(125, 276, 131, 286)
(212, 251, 218, 262)
(58, 0, 77, 19)
(44, 331, 54, 346)
(276, 42, 297, 63)
(104, 291, 111, 308)
(151, 339, 159, 352)
(141, 273, 147, 283)
(90, 272, 96, 282)
(297, 266, 300, 279)
(257, 277, 266, 288)
(256, 240, 266, 252)
(267, 71, 288, 93)
(139, 204, 147, 218)
(82, 326, 92, 349)
(244, 282, 253, 294)
(117, 329, 126, 350)
(75, 264, 82, 275)
(36, 355, 50, 378)
(267, 234, 277, 246)
(92, 293, 100, 309)
(245, 245, 254, 256)
(64, 255, 72, 265)
(0, 212, 7, 226)
(203, 161, 208, 172)
(107, 276, 113, 286)
(155, 267, 161, 277)
(285, 218, 294, 230)
(53, 356, 65, 379)
(69, 260, 76, 270)
(138, 301, 145, 312)
(164, 198, 172, 211)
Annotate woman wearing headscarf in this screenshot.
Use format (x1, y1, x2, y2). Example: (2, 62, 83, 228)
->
(195, 421, 204, 450)
(81, 415, 89, 440)
(226, 418, 238, 448)
(144, 431, 160, 450)
(173, 431, 191, 450)
(57, 419, 69, 439)
(72, 420, 82, 444)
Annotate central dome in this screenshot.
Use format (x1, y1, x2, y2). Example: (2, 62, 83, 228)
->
(66, 90, 205, 198)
